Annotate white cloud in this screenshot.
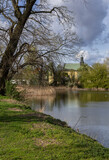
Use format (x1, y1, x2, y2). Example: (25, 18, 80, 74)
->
(49, 0, 109, 45)
(76, 49, 108, 65)
(48, 0, 63, 6)
(48, 0, 109, 64)
(76, 50, 89, 61)
(103, 0, 109, 4)
(70, 0, 108, 45)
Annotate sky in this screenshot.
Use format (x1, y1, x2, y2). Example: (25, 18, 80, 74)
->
(49, 0, 109, 65)
(1, 0, 109, 65)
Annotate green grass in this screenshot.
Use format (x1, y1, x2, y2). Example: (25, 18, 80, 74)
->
(0, 95, 10, 99)
(0, 97, 109, 160)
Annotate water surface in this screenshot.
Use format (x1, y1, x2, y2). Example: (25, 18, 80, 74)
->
(29, 90, 109, 147)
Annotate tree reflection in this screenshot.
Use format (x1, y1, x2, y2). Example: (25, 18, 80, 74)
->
(29, 90, 109, 111)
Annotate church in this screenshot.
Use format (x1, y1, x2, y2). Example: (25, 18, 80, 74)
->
(48, 57, 84, 85)
(63, 56, 84, 80)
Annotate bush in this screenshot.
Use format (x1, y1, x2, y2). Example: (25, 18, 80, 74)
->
(68, 82, 74, 87)
(79, 63, 109, 89)
(5, 81, 22, 100)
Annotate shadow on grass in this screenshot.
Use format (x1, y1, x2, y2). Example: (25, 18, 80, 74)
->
(0, 112, 67, 127)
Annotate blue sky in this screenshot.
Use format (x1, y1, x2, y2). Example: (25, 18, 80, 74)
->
(49, 0, 109, 65)
(0, 0, 109, 65)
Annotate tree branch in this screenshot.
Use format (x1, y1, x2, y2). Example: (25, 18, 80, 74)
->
(12, 0, 22, 20)
(2, 12, 15, 24)
(31, 7, 58, 14)
(14, 43, 29, 59)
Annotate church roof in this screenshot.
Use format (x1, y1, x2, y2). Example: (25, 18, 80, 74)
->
(64, 63, 80, 71)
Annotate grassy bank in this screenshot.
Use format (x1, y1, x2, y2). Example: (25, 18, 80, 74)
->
(0, 97, 109, 160)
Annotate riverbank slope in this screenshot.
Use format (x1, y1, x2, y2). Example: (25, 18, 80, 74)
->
(0, 96, 109, 160)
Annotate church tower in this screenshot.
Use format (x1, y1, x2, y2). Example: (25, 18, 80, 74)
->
(80, 56, 84, 66)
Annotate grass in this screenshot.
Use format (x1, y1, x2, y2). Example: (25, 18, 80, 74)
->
(0, 97, 109, 159)
(17, 86, 56, 98)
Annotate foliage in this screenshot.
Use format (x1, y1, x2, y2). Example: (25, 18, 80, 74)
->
(79, 63, 109, 89)
(62, 73, 71, 86)
(15, 63, 49, 86)
(48, 62, 66, 86)
(0, 0, 77, 94)
(5, 81, 22, 100)
(0, 98, 109, 159)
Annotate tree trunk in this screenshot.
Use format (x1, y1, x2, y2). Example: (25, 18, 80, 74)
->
(0, 22, 24, 93)
(0, 0, 36, 94)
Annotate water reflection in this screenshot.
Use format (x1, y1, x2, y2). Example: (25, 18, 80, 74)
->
(30, 95, 56, 112)
(29, 90, 109, 147)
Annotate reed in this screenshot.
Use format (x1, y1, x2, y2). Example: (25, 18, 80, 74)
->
(17, 86, 56, 98)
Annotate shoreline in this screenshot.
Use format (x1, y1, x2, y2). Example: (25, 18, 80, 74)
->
(55, 86, 109, 92)
(17, 85, 109, 99)
(0, 96, 109, 159)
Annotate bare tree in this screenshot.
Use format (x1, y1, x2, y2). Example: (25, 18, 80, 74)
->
(0, 0, 78, 94)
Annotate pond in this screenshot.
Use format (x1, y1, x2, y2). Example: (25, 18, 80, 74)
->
(29, 90, 109, 148)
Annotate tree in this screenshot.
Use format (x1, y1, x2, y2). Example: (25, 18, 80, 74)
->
(79, 63, 109, 89)
(14, 63, 48, 86)
(0, 0, 77, 94)
(48, 62, 65, 86)
(78, 64, 92, 88)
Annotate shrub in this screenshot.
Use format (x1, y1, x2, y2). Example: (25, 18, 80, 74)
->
(5, 81, 22, 100)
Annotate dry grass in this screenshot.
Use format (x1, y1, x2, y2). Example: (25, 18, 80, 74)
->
(8, 108, 23, 112)
(35, 138, 61, 147)
(31, 122, 54, 132)
(17, 86, 56, 98)
(0, 99, 18, 104)
(55, 86, 70, 90)
(0, 98, 26, 105)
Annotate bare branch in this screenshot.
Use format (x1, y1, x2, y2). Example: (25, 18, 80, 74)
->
(2, 12, 15, 24)
(31, 7, 58, 14)
(12, 0, 22, 20)
(14, 43, 29, 59)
